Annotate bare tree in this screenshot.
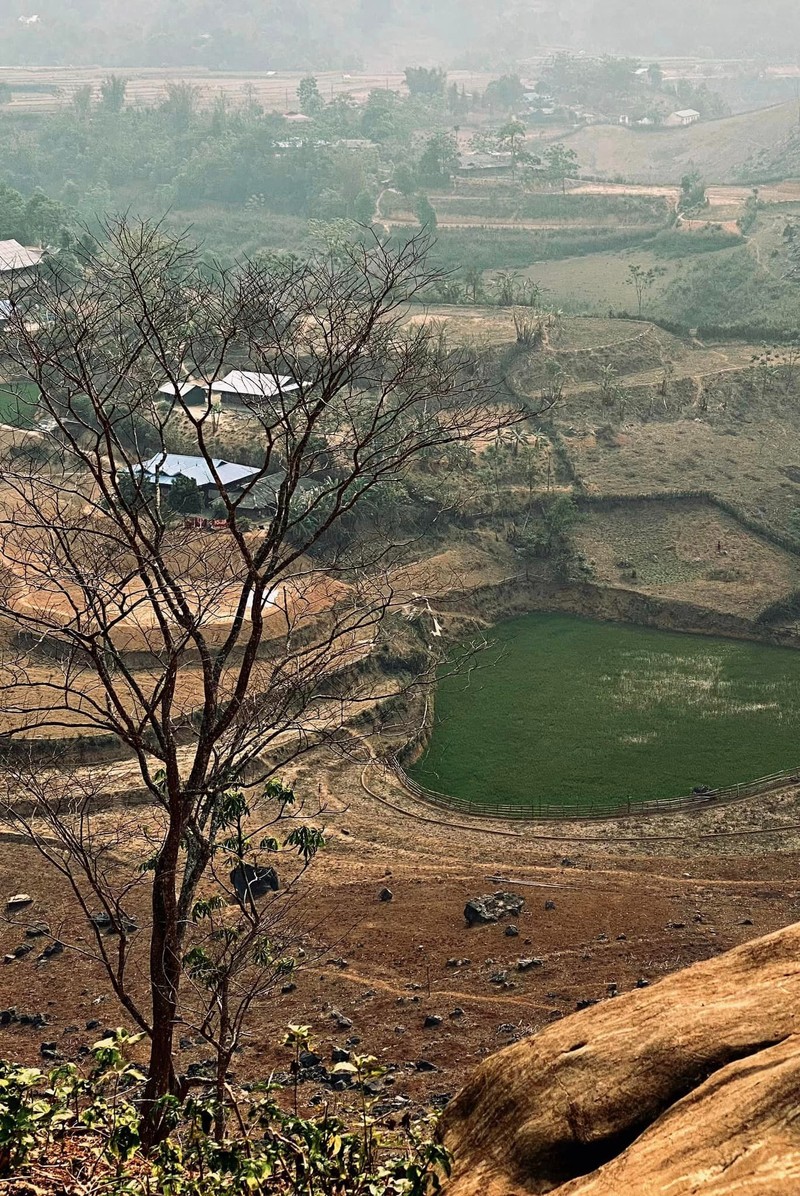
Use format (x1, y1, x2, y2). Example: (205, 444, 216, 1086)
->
(0, 219, 540, 1138)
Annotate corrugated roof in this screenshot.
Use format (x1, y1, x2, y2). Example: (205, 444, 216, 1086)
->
(0, 240, 44, 273)
(673, 109, 700, 118)
(157, 380, 206, 397)
(212, 371, 302, 398)
(137, 453, 259, 488)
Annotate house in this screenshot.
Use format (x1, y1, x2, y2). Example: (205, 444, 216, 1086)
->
(457, 151, 513, 176)
(157, 380, 208, 404)
(667, 108, 700, 127)
(135, 453, 259, 493)
(619, 114, 632, 126)
(0, 240, 44, 279)
(235, 472, 321, 518)
(211, 371, 303, 404)
(0, 300, 13, 328)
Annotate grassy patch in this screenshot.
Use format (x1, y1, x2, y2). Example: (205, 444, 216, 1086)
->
(411, 612, 800, 807)
(0, 380, 39, 427)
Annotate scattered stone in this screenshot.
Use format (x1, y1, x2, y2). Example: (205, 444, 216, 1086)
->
(331, 1047, 351, 1064)
(230, 863, 279, 904)
(517, 958, 544, 972)
(299, 1050, 321, 1070)
(19, 1013, 48, 1028)
(597, 932, 608, 942)
(11, 944, 33, 959)
(667, 922, 686, 930)
(281, 983, 297, 994)
(617, 933, 627, 941)
(25, 923, 50, 939)
(0, 1009, 18, 1025)
(7, 894, 33, 910)
(330, 1009, 353, 1030)
(424, 1015, 443, 1029)
(415, 1060, 438, 1072)
(635, 978, 650, 989)
(63, 1025, 78, 1035)
(504, 925, 520, 938)
(430, 1092, 453, 1109)
(394, 1025, 406, 1034)
(490, 972, 508, 985)
(85, 1019, 101, 1031)
(379, 888, 393, 903)
(345, 1035, 361, 1046)
(38, 941, 64, 962)
(464, 892, 524, 927)
(544, 900, 556, 911)
(560, 858, 577, 868)
(450, 1007, 465, 1019)
(576, 998, 599, 1010)
(446, 958, 471, 968)
(39, 1042, 58, 1059)
(607, 983, 619, 997)
(187, 1059, 215, 1079)
(740, 918, 754, 926)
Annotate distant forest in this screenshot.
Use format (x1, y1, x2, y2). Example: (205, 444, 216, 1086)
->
(3, 1, 800, 69)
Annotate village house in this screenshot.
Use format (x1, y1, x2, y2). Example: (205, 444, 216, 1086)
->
(0, 240, 45, 304)
(666, 108, 701, 127)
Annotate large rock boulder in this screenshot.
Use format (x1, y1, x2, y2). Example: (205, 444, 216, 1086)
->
(464, 892, 524, 927)
(439, 923, 800, 1195)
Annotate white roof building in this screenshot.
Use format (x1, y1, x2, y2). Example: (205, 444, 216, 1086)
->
(668, 108, 701, 126)
(0, 240, 44, 274)
(212, 371, 302, 399)
(136, 453, 259, 489)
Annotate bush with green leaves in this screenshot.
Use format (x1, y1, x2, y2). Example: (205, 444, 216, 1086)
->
(0, 1030, 450, 1195)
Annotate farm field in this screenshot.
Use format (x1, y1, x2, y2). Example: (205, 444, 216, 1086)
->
(411, 613, 800, 808)
(0, 66, 492, 113)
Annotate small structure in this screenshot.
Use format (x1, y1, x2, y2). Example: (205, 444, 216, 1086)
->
(135, 452, 258, 492)
(0, 240, 44, 280)
(211, 370, 303, 405)
(667, 108, 700, 127)
(156, 379, 207, 404)
(619, 114, 632, 126)
(0, 299, 13, 328)
(236, 471, 321, 518)
(457, 151, 513, 176)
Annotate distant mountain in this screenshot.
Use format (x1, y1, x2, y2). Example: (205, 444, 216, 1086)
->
(1, 0, 799, 69)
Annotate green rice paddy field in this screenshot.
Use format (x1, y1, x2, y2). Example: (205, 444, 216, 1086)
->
(410, 613, 800, 810)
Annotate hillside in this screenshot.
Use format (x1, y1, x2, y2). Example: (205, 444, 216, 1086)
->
(5, 0, 800, 70)
(563, 103, 800, 184)
(441, 921, 800, 1194)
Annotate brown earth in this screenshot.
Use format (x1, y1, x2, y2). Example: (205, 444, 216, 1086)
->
(3, 743, 800, 1124)
(440, 921, 800, 1194)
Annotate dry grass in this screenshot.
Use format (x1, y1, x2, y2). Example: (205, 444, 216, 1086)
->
(576, 502, 800, 619)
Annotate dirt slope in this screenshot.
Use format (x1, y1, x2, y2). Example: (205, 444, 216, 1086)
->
(563, 103, 799, 183)
(440, 922, 800, 1195)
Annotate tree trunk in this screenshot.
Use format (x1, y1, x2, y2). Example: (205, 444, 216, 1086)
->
(141, 820, 183, 1145)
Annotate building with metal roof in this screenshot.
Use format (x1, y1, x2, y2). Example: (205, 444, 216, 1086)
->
(136, 453, 259, 490)
(211, 371, 303, 399)
(0, 240, 44, 275)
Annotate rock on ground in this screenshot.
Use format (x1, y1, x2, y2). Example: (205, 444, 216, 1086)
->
(439, 922, 800, 1195)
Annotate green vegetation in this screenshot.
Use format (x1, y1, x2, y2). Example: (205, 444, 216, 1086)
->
(0, 380, 39, 427)
(412, 613, 800, 808)
(0, 1034, 446, 1193)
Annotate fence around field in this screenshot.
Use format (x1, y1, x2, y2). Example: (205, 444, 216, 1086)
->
(385, 756, 800, 823)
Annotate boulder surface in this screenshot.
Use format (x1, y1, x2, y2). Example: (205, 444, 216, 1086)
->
(439, 922, 800, 1195)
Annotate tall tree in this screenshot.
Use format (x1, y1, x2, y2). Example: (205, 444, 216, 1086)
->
(0, 219, 532, 1141)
